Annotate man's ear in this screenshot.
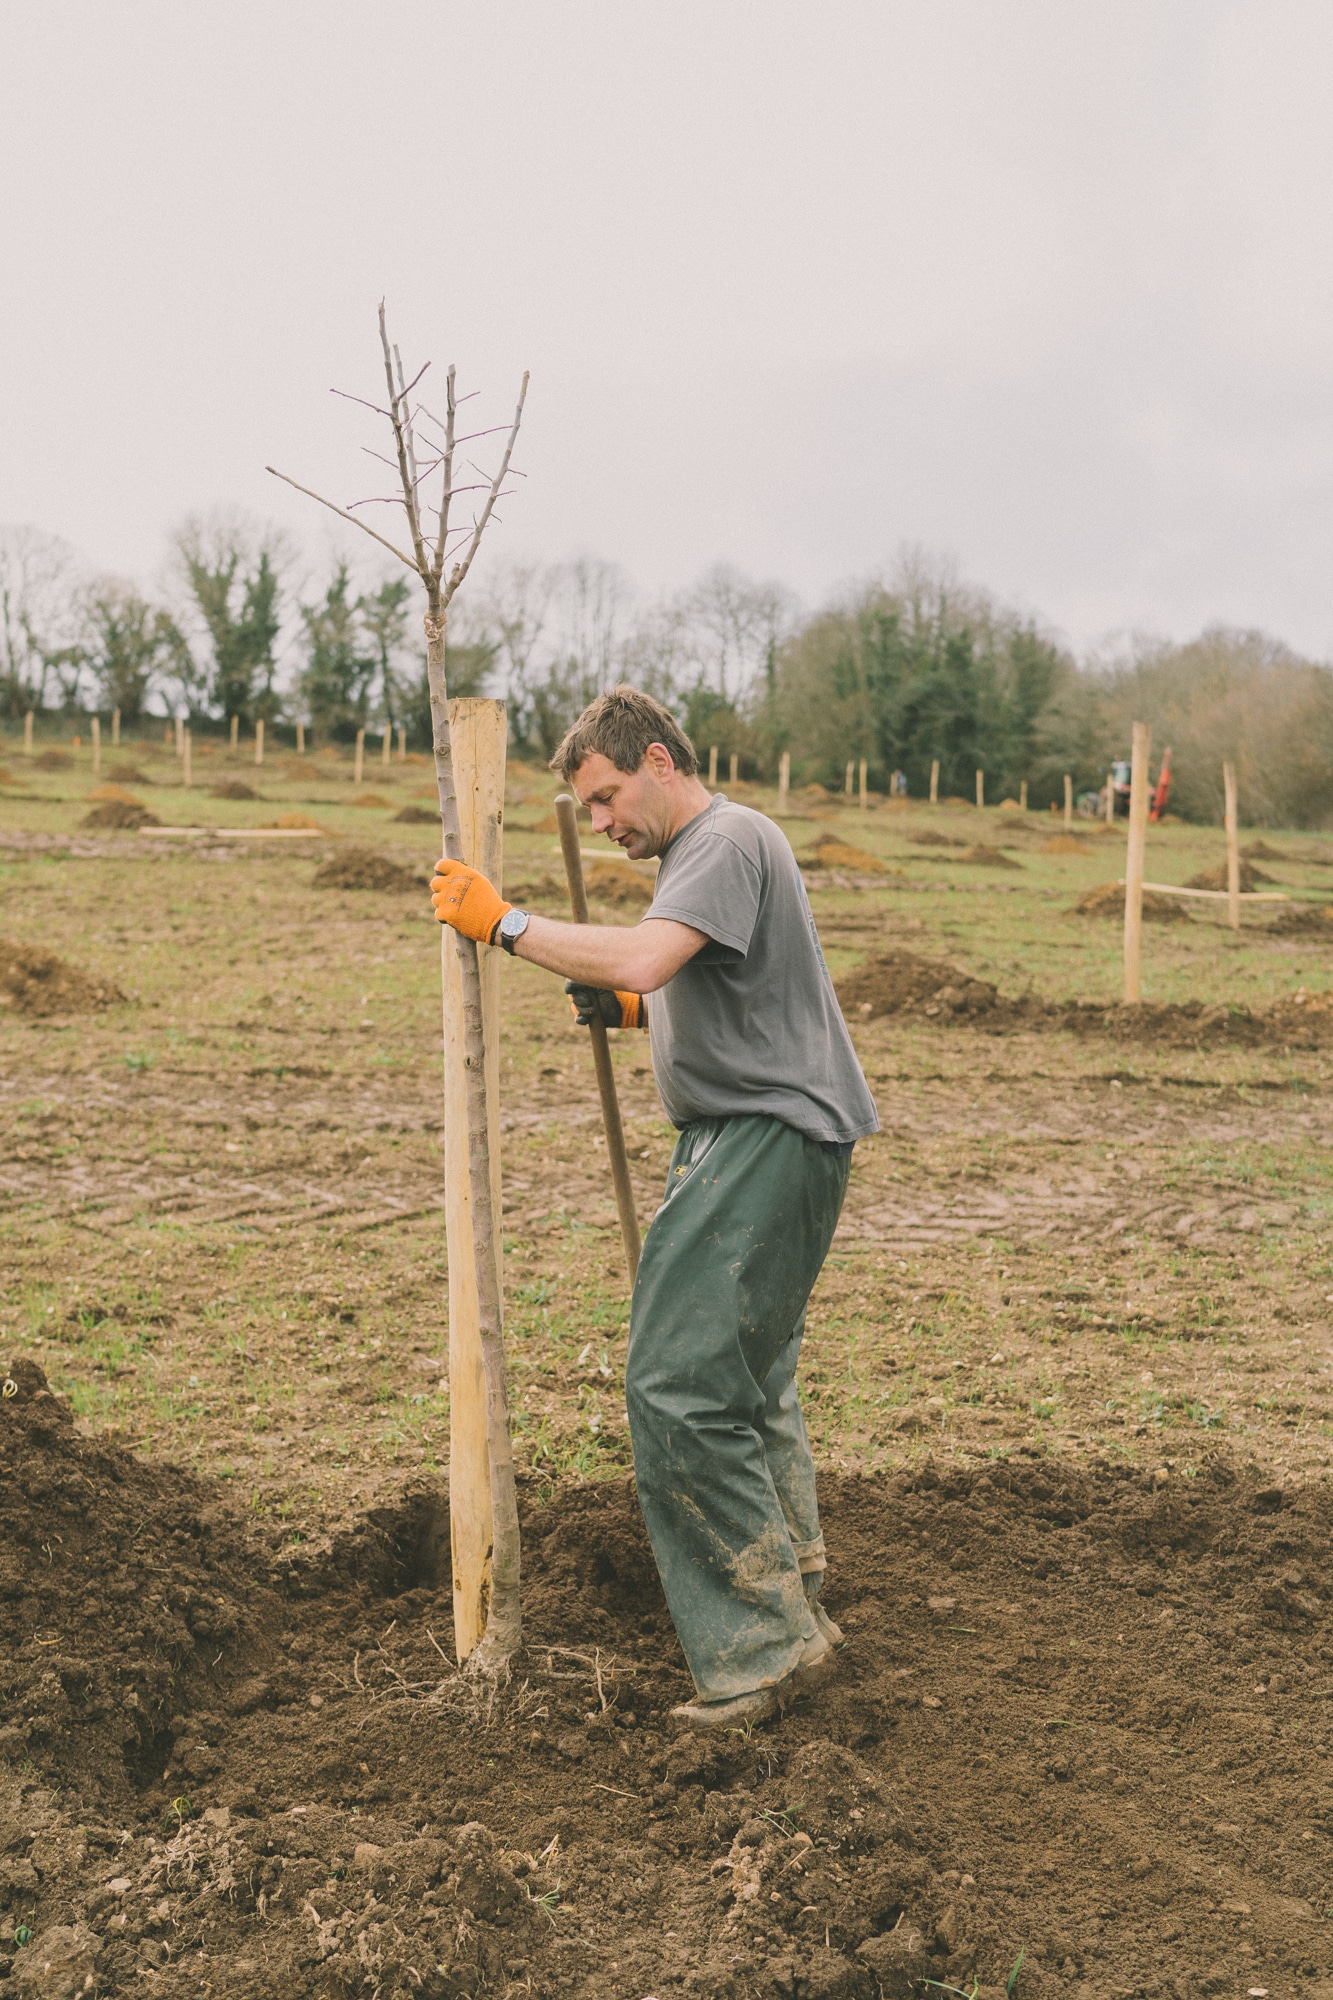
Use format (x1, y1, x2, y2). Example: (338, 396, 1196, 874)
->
(643, 741, 677, 782)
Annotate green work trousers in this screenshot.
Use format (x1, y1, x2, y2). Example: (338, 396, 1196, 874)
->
(625, 1113, 851, 1702)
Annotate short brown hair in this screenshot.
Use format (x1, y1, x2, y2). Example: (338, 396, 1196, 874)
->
(550, 684, 697, 782)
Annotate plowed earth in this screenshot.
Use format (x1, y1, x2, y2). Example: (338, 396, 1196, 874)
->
(4, 1364, 1333, 2000)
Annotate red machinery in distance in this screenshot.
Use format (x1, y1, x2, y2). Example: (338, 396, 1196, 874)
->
(1109, 746, 1172, 821)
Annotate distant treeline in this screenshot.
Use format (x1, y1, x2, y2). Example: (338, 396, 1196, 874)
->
(3, 521, 1330, 826)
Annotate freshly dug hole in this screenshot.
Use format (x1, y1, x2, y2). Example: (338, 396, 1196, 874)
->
(5, 1364, 1332, 2000)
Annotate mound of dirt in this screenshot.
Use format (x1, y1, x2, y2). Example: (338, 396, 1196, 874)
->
(84, 784, 143, 804)
(79, 801, 161, 831)
(1242, 839, 1291, 862)
(996, 796, 1024, 811)
(211, 780, 259, 800)
(584, 859, 655, 907)
(108, 763, 152, 784)
(1040, 834, 1093, 855)
(32, 748, 72, 769)
(504, 872, 571, 908)
(805, 835, 889, 872)
(394, 805, 440, 824)
(0, 938, 125, 1015)
(0, 766, 18, 786)
(1188, 859, 1275, 890)
(958, 844, 1020, 868)
(908, 830, 965, 848)
(1073, 881, 1189, 921)
(1266, 903, 1333, 937)
(835, 950, 1001, 1022)
(5, 1368, 1333, 1998)
(262, 813, 326, 832)
(313, 846, 423, 893)
(349, 791, 394, 809)
(940, 794, 974, 807)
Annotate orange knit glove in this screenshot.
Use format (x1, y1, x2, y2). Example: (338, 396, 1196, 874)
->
(565, 982, 645, 1030)
(430, 859, 512, 945)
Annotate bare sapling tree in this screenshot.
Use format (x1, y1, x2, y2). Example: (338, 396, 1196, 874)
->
(268, 305, 529, 1668)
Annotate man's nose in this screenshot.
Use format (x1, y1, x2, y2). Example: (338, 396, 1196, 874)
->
(590, 804, 613, 832)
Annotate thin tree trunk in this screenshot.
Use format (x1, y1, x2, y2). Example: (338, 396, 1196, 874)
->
(424, 597, 521, 1666)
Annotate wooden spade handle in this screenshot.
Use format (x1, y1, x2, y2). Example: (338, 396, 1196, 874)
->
(553, 794, 642, 1288)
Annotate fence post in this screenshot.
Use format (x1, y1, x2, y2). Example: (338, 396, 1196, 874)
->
(1019, 779, 1028, 810)
(175, 716, 183, 757)
(707, 745, 717, 786)
(778, 751, 790, 816)
(729, 752, 738, 785)
(398, 724, 407, 761)
(975, 769, 984, 810)
(182, 728, 191, 789)
(1105, 769, 1115, 825)
(255, 718, 265, 767)
(845, 759, 854, 797)
(441, 698, 506, 1660)
(24, 711, 33, 757)
(91, 716, 101, 775)
(1123, 721, 1151, 1002)
(859, 758, 868, 811)
(382, 728, 391, 767)
(1064, 774, 1073, 831)
(230, 714, 239, 752)
(354, 727, 365, 787)
(297, 721, 305, 755)
(111, 708, 120, 747)
(1224, 760, 1240, 933)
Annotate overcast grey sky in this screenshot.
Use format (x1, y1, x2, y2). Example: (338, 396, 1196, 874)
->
(2, 1, 1331, 654)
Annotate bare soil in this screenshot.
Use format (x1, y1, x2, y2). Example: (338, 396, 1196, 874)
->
(1188, 866, 1275, 893)
(0, 939, 125, 1016)
(6, 1360, 1333, 2000)
(1075, 884, 1188, 922)
(313, 850, 425, 894)
(80, 803, 162, 831)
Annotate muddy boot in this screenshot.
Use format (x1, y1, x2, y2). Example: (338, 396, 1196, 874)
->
(672, 1634, 836, 1730)
(803, 1570, 843, 1646)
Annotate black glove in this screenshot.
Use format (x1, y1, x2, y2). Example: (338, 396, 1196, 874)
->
(565, 982, 644, 1029)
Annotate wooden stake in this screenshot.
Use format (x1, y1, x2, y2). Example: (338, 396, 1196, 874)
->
(175, 716, 183, 757)
(1105, 769, 1115, 825)
(111, 708, 120, 747)
(441, 700, 507, 1662)
(707, 744, 717, 786)
(1123, 720, 1151, 1003)
(398, 724, 406, 761)
(182, 728, 191, 789)
(354, 727, 365, 786)
(1224, 759, 1240, 933)
(1064, 774, 1073, 831)
(859, 758, 868, 811)
(1019, 779, 1027, 810)
(297, 721, 305, 754)
(230, 714, 239, 751)
(255, 718, 265, 766)
(729, 752, 738, 785)
(24, 711, 32, 757)
(975, 769, 984, 810)
(554, 793, 643, 1288)
(845, 759, 854, 797)
(91, 716, 101, 774)
(930, 758, 939, 805)
(382, 728, 391, 767)
(778, 750, 790, 815)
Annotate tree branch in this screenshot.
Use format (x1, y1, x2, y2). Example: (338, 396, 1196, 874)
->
(441, 372, 529, 604)
(264, 466, 419, 571)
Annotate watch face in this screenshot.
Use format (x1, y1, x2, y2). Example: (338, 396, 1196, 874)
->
(502, 910, 528, 938)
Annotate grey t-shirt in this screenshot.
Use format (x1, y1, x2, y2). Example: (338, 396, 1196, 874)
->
(642, 795, 880, 1145)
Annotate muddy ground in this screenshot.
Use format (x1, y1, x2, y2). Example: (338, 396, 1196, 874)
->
(4, 744, 1333, 1996)
(5, 1362, 1333, 2000)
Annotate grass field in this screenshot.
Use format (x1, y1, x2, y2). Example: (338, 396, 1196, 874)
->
(4, 725, 1333, 1557)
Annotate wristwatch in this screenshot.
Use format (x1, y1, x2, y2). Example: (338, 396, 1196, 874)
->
(495, 908, 530, 955)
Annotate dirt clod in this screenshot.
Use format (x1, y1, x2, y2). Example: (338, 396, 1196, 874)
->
(1242, 840, 1291, 862)
(808, 835, 889, 872)
(908, 830, 965, 847)
(349, 792, 394, 809)
(0, 939, 125, 1015)
(1188, 860, 1275, 890)
(31, 749, 72, 770)
(958, 844, 1020, 868)
(79, 801, 161, 831)
(210, 781, 259, 800)
(312, 846, 424, 892)
(835, 951, 1000, 1022)
(1073, 881, 1188, 921)
(107, 763, 151, 785)
(1040, 834, 1094, 855)
(393, 805, 441, 824)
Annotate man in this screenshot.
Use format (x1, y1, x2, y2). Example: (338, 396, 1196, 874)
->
(431, 685, 879, 1728)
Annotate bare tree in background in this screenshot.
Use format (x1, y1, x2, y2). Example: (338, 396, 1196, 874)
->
(0, 526, 84, 718)
(268, 307, 528, 1668)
